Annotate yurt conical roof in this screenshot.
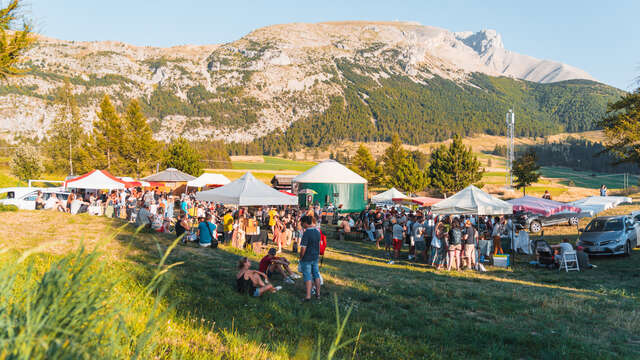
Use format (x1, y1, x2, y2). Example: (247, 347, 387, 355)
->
(293, 160, 367, 184)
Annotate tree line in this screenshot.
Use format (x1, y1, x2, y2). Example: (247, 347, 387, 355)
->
(523, 137, 640, 175)
(348, 134, 483, 196)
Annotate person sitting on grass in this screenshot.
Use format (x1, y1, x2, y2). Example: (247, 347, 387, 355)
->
(338, 216, 352, 240)
(236, 257, 280, 297)
(135, 204, 154, 230)
(175, 213, 191, 242)
(259, 248, 300, 284)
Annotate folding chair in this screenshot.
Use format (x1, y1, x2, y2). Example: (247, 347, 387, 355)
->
(559, 250, 580, 272)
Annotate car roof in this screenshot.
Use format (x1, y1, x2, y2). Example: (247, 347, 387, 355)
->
(593, 215, 628, 220)
(0, 187, 68, 195)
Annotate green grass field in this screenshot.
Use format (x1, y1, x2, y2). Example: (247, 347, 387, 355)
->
(540, 167, 638, 189)
(2, 204, 640, 358)
(231, 156, 316, 172)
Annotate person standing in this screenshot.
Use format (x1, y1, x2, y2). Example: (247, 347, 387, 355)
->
(492, 217, 504, 255)
(197, 213, 217, 248)
(463, 219, 478, 270)
(447, 219, 463, 271)
(413, 217, 427, 263)
(391, 217, 404, 264)
(299, 215, 322, 301)
(223, 210, 234, 245)
(600, 184, 607, 197)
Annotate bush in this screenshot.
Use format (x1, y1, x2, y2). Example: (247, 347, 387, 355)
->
(0, 204, 18, 212)
(10, 144, 43, 181)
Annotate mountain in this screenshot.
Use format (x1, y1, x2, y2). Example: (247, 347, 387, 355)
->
(0, 21, 623, 150)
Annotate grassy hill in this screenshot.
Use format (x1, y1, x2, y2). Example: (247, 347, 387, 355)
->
(2, 204, 640, 358)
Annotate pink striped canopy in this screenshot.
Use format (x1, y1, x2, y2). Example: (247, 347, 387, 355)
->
(394, 196, 443, 207)
(507, 195, 581, 217)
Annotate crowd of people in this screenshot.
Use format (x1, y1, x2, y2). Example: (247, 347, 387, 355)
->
(338, 207, 520, 270)
(33, 185, 591, 300)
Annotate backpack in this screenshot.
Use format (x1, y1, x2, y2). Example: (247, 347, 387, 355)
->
(319, 230, 327, 256)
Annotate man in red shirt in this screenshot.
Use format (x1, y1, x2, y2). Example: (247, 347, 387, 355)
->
(258, 248, 300, 284)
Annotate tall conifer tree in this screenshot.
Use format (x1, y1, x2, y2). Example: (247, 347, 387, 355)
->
(428, 135, 483, 195)
(93, 95, 122, 170)
(120, 99, 159, 177)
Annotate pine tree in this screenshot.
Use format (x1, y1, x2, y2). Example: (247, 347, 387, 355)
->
(512, 149, 541, 195)
(46, 79, 84, 175)
(162, 137, 203, 176)
(596, 88, 640, 166)
(349, 144, 383, 186)
(428, 135, 484, 196)
(92, 95, 122, 170)
(120, 99, 160, 177)
(382, 134, 407, 185)
(388, 155, 429, 193)
(0, 0, 35, 80)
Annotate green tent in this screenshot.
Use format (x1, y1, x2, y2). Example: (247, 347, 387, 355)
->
(293, 160, 367, 213)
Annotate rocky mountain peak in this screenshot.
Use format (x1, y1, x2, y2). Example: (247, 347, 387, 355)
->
(455, 29, 504, 56)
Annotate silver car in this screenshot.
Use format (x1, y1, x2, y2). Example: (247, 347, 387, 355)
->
(577, 216, 638, 256)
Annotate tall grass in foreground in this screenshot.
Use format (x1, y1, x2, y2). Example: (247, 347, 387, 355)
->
(0, 234, 181, 359)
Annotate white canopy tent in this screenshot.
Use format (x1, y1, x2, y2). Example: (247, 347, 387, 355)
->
(431, 185, 513, 216)
(195, 172, 297, 206)
(371, 187, 407, 205)
(187, 173, 231, 190)
(65, 170, 129, 190)
(568, 196, 632, 217)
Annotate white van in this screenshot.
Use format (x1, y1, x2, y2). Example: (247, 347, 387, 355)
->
(0, 187, 70, 210)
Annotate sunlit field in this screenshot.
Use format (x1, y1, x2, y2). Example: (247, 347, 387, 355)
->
(2, 200, 639, 358)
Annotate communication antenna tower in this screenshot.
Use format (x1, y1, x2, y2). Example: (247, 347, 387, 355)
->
(506, 109, 515, 188)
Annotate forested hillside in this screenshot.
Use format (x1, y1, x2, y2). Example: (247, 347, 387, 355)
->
(253, 60, 622, 154)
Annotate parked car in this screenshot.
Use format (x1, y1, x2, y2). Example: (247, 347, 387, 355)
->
(577, 216, 638, 256)
(513, 210, 585, 233)
(0, 187, 70, 210)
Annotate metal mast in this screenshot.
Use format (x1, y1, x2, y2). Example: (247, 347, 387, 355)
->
(506, 109, 515, 188)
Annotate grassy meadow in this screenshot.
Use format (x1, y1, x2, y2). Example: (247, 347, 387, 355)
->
(231, 156, 316, 172)
(2, 201, 640, 358)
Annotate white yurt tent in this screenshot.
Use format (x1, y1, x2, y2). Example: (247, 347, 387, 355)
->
(195, 172, 297, 206)
(371, 188, 407, 205)
(431, 185, 513, 215)
(292, 160, 367, 212)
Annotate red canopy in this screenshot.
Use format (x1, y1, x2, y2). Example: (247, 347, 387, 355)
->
(279, 190, 296, 196)
(66, 170, 138, 189)
(394, 196, 442, 207)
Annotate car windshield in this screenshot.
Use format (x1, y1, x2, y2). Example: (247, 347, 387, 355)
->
(585, 219, 624, 232)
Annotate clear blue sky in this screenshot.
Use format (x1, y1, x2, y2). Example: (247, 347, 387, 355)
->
(19, 0, 640, 90)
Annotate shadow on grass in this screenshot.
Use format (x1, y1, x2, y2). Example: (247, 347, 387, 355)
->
(109, 222, 640, 359)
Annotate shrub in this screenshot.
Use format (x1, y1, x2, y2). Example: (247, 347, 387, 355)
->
(0, 204, 18, 212)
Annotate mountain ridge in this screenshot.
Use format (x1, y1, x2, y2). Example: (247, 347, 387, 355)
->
(0, 21, 619, 146)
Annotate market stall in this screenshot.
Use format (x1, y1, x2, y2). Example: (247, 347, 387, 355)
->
(195, 172, 298, 206)
(65, 170, 134, 190)
(431, 185, 513, 215)
(186, 173, 231, 192)
(397, 196, 443, 207)
(371, 188, 407, 205)
(142, 168, 196, 194)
